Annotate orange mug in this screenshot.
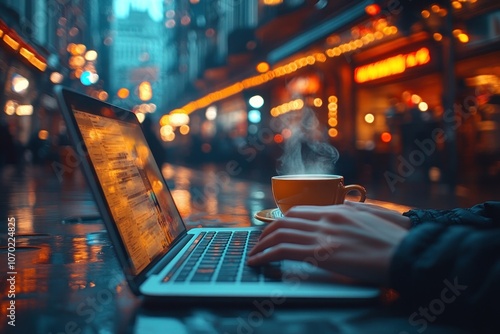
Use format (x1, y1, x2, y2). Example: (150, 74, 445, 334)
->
(272, 174, 366, 214)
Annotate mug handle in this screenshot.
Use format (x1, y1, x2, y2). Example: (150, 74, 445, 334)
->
(344, 184, 366, 202)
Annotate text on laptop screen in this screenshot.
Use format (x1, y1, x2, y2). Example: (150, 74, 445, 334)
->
(73, 109, 185, 274)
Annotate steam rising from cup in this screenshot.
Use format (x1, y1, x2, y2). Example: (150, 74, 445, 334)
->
(276, 106, 339, 175)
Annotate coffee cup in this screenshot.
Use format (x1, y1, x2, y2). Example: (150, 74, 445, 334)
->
(271, 174, 366, 214)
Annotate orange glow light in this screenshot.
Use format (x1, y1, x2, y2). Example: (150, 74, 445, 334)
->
(74, 44, 87, 55)
(117, 88, 130, 99)
(74, 68, 83, 78)
(3, 34, 19, 50)
(355, 47, 431, 83)
(160, 115, 170, 127)
(263, 0, 283, 5)
(381, 132, 392, 143)
(457, 33, 469, 43)
(365, 4, 381, 16)
(179, 124, 190, 135)
(38, 130, 49, 140)
(256, 62, 270, 73)
(274, 134, 284, 143)
(20, 47, 34, 60)
(30, 57, 47, 72)
(328, 128, 338, 138)
(270, 99, 304, 117)
(168, 25, 397, 115)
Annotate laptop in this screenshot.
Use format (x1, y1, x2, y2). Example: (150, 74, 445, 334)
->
(55, 86, 379, 303)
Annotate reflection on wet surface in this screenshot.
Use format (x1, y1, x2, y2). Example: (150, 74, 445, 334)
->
(0, 163, 275, 333)
(3, 163, 470, 334)
(160, 163, 276, 225)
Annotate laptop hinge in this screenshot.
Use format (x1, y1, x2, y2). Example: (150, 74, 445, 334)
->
(148, 232, 194, 276)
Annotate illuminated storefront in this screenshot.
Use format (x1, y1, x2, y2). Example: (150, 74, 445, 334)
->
(0, 18, 52, 164)
(353, 39, 441, 152)
(454, 9, 500, 181)
(160, 9, 401, 168)
(154, 1, 500, 184)
(351, 3, 500, 183)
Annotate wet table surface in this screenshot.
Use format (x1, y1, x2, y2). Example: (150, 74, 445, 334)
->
(0, 163, 476, 334)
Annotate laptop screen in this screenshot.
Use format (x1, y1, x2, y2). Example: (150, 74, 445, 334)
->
(72, 108, 185, 275)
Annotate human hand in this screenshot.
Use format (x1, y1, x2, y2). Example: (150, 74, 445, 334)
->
(343, 200, 412, 230)
(247, 204, 410, 285)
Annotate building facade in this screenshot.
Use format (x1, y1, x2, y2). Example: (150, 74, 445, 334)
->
(157, 0, 500, 190)
(0, 0, 112, 165)
(109, 7, 167, 113)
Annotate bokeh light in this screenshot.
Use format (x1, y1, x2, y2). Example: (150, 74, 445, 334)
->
(249, 95, 264, 108)
(364, 113, 375, 124)
(381, 132, 392, 143)
(206, 106, 217, 120)
(248, 109, 261, 123)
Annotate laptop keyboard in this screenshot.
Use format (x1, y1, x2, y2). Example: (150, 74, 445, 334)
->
(162, 230, 282, 283)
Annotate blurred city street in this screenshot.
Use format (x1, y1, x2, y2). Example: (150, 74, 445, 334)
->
(0, 161, 480, 334)
(2, 0, 500, 213)
(180, 159, 500, 210)
(1, 2, 500, 333)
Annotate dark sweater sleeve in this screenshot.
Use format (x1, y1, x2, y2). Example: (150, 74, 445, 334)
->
(402, 201, 500, 228)
(389, 222, 500, 328)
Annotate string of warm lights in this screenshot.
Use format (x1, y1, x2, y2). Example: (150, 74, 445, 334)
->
(158, 18, 400, 141)
(327, 95, 339, 138)
(168, 0, 477, 119)
(424, 1, 473, 42)
(0, 19, 47, 72)
(270, 99, 304, 117)
(169, 22, 399, 117)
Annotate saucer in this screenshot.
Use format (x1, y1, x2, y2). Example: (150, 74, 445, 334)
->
(254, 208, 283, 223)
